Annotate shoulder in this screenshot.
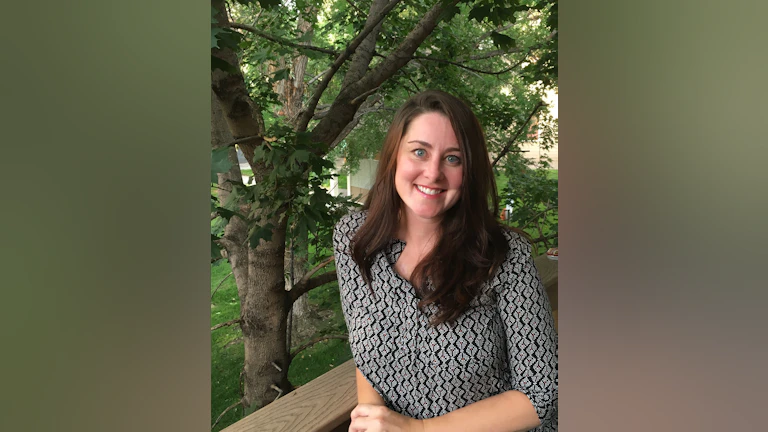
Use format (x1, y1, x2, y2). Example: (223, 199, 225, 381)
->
(500, 227, 533, 259)
(489, 227, 537, 293)
(333, 210, 368, 249)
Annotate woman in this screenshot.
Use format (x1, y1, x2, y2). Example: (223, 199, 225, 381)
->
(333, 90, 557, 432)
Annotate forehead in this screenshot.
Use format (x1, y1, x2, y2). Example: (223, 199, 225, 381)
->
(401, 112, 459, 149)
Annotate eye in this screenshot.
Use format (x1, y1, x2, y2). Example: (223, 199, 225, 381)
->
(446, 155, 461, 164)
(413, 148, 426, 157)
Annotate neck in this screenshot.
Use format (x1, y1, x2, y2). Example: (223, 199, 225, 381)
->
(397, 210, 442, 245)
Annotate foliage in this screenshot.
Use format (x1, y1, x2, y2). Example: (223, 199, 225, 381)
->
(498, 161, 558, 254)
(211, 125, 356, 255)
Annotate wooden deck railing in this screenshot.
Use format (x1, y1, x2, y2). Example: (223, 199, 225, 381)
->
(222, 254, 557, 432)
(221, 359, 357, 432)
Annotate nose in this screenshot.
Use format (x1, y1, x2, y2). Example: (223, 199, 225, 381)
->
(423, 158, 443, 182)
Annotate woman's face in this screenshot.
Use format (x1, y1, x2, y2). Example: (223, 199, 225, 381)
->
(394, 112, 463, 223)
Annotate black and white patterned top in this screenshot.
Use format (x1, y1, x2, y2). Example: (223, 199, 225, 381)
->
(333, 211, 558, 431)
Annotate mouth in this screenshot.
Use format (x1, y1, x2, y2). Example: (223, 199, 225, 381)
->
(415, 185, 445, 196)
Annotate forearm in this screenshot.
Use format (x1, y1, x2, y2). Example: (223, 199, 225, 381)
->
(422, 390, 541, 432)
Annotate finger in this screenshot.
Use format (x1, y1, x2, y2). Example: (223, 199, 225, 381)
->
(351, 403, 378, 419)
(348, 422, 365, 432)
(350, 405, 364, 420)
(351, 416, 382, 432)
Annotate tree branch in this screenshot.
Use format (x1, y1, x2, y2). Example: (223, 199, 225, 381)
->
(297, 0, 403, 133)
(345, 0, 365, 15)
(530, 232, 558, 244)
(211, 399, 243, 430)
(415, 29, 557, 74)
(351, 0, 461, 95)
(302, 256, 334, 283)
(211, 271, 233, 299)
(341, 0, 390, 88)
(227, 22, 338, 56)
(290, 334, 349, 360)
(211, 318, 242, 331)
(413, 55, 525, 76)
(351, 86, 381, 105)
(491, 101, 545, 167)
(521, 206, 558, 230)
(290, 270, 338, 303)
(309, 0, 460, 148)
(220, 134, 270, 150)
(315, 97, 391, 121)
(329, 95, 389, 148)
(211, 0, 265, 170)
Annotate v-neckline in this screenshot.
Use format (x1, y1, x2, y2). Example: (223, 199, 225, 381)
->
(385, 238, 415, 287)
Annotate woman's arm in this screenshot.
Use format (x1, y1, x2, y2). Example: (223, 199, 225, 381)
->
(421, 390, 540, 431)
(356, 367, 386, 405)
(351, 390, 539, 432)
(496, 234, 558, 426)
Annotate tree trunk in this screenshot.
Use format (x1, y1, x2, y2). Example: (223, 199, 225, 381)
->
(287, 236, 312, 345)
(212, 0, 293, 404)
(240, 216, 292, 410)
(214, 90, 291, 410)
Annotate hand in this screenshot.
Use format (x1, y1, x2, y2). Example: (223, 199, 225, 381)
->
(349, 404, 425, 432)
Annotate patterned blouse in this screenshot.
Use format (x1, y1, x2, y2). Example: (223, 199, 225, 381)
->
(333, 211, 558, 431)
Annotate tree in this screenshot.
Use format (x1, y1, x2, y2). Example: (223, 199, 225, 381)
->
(210, 0, 558, 420)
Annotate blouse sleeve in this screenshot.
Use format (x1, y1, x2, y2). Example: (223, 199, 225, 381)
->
(332, 212, 364, 325)
(496, 232, 558, 425)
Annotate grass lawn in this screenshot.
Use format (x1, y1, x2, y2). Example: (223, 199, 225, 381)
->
(211, 259, 351, 431)
(211, 260, 245, 431)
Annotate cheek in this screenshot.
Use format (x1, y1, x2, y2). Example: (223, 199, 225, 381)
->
(395, 159, 417, 182)
(448, 168, 463, 188)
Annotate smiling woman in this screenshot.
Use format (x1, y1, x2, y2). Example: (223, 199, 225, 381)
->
(333, 90, 558, 432)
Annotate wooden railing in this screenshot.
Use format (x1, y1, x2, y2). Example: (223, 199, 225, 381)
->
(222, 254, 557, 432)
(221, 359, 357, 432)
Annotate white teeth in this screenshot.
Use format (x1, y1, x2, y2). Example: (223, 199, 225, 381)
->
(416, 185, 442, 195)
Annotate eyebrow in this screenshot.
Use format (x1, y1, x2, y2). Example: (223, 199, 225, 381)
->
(407, 140, 460, 153)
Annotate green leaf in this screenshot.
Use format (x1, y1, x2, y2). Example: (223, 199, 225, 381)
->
(215, 29, 243, 51)
(270, 68, 290, 82)
(252, 146, 266, 162)
(215, 207, 240, 221)
(296, 131, 313, 146)
(211, 27, 225, 49)
(257, 0, 280, 8)
(297, 32, 313, 43)
(211, 234, 222, 260)
(292, 149, 311, 164)
(211, 55, 237, 73)
(490, 32, 516, 50)
(440, 4, 461, 22)
(249, 223, 275, 248)
(211, 147, 233, 183)
(469, 5, 492, 22)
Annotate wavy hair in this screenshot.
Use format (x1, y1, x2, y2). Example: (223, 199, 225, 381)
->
(351, 90, 516, 325)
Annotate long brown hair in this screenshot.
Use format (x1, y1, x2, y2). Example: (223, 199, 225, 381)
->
(352, 90, 513, 325)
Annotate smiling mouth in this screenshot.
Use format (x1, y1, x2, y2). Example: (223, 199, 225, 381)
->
(415, 185, 444, 195)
